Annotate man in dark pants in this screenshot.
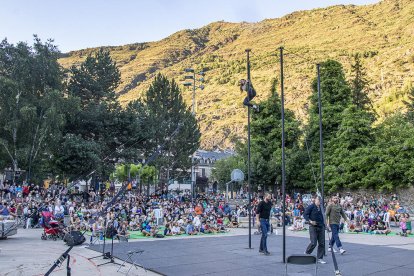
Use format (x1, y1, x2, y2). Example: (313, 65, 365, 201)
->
(326, 195, 349, 254)
(304, 196, 326, 264)
(256, 193, 272, 255)
(239, 79, 259, 112)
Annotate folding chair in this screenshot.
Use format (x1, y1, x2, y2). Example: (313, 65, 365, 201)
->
(117, 236, 146, 275)
(285, 254, 318, 276)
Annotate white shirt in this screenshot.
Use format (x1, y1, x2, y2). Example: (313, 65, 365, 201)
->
(193, 216, 201, 227)
(54, 205, 64, 215)
(383, 212, 390, 222)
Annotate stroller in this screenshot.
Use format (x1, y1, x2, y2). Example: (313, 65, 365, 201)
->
(40, 211, 65, 241)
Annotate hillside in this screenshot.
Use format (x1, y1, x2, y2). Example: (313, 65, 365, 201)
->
(59, 0, 414, 149)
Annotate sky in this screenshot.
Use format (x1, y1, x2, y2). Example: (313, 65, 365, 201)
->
(0, 0, 380, 52)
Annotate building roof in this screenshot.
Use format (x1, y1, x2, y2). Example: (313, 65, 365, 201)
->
(194, 149, 234, 162)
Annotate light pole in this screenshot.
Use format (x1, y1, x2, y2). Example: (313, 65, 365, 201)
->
(280, 46, 287, 263)
(183, 68, 205, 202)
(183, 68, 205, 115)
(245, 49, 253, 249)
(317, 64, 325, 207)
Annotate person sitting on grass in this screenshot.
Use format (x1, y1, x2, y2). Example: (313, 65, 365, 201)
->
(223, 215, 230, 227)
(171, 222, 183, 235)
(200, 221, 209, 234)
(164, 223, 172, 236)
(117, 221, 130, 239)
(129, 215, 140, 231)
(141, 220, 151, 236)
(186, 220, 197, 235)
(193, 215, 202, 232)
(231, 216, 239, 228)
(399, 213, 408, 237)
(142, 222, 158, 237)
(375, 220, 391, 235)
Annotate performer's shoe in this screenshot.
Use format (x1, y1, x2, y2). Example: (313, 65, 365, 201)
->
(318, 259, 327, 264)
(328, 247, 338, 253)
(339, 248, 346, 255)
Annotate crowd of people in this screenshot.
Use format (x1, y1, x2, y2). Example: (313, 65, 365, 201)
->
(0, 179, 412, 243)
(283, 192, 412, 237)
(0, 181, 244, 242)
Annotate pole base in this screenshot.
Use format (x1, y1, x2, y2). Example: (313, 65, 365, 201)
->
(97, 256, 124, 267)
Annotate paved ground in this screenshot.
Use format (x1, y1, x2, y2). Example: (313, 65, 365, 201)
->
(2, 227, 414, 276)
(88, 229, 414, 276)
(0, 228, 158, 276)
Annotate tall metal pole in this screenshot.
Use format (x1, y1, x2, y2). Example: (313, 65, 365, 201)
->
(191, 71, 196, 202)
(280, 47, 286, 263)
(192, 71, 196, 115)
(317, 64, 325, 207)
(246, 48, 252, 249)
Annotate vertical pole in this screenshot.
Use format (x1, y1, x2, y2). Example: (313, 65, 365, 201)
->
(317, 64, 325, 207)
(191, 157, 195, 203)
(191, 71, 196, 203)
(280, 46, 286, 263)
(226, 182, 229, 203)
(192, 71, 196, 115)
(246, 49, 252, 249)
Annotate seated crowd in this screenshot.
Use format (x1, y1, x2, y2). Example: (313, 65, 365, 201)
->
(0, 180, 412, 239)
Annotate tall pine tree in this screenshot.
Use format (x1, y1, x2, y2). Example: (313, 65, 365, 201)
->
(350, 54, 372, 112)
(145, 74, 200, 182)
(305, 60, 352, 192)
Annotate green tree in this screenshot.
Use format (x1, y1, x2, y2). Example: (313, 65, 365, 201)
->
(324, 105, 374, 192)
(144, 74, 200, 180)
(0, 37, 65, 180)
(404, 85, 414, 122)
(112, 163, 157, 184)
(68, 48, 120, 107)
(212, 155, 245, 190)
(308, 60, 352, 149)
(360, 114, 414, 190)
(53, 134, 101, 178)
(305, 60, 353, 193)
(59, 49, 148, 180)
(250, 79, 302, 192)
(227, 79, 303, 193)
(350, 54, 372, 111)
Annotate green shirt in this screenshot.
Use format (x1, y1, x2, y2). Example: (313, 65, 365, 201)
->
(406, 220, 412, 231)
(325, 203, 348, 225)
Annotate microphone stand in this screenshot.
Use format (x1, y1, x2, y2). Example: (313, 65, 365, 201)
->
(97, 219, 122, 267)
(45, 246, 73, 276)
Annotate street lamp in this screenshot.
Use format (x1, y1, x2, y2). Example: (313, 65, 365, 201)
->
(183, 68, 205, 115)
(183, 68, 205, 202)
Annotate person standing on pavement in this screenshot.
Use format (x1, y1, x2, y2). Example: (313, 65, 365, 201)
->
(304, 196, 326, 264)
(256, 193, 272, 255)
(326, 195, 349, 254)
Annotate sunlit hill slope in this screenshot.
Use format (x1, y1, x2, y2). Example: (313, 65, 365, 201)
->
(59, 0, 414, 149)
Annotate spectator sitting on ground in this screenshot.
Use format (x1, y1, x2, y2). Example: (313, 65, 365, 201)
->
(186, 220, 197, 235)
(171, 222, 183, 235)
(164, 223, 172, 236)
(193, 215, 202, 231)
